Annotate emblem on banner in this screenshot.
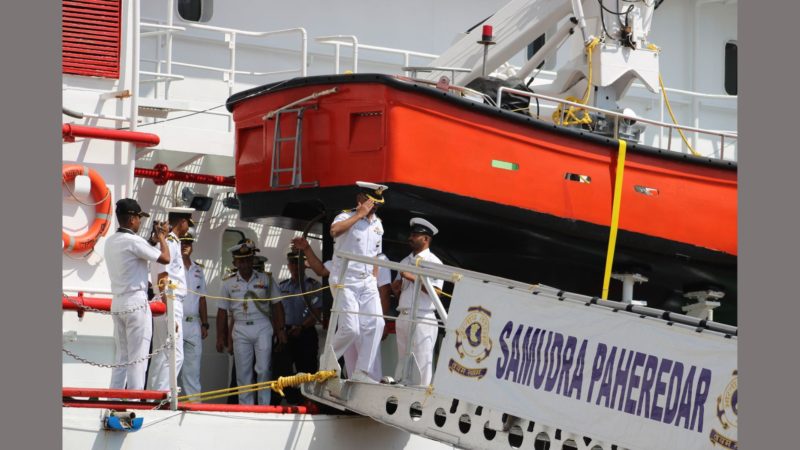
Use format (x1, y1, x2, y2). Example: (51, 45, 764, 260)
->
(709, 370, 737, 450)
(450, 306, 492, 379)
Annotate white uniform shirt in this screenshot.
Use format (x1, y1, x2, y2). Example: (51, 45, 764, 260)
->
(396, 248, 444, 311)
(183, 260, 207, 318)
(218, 271, 280, 323)
(104, 229, 162, 296)
(151, 232, 187, 297)
(330, 210, 383, 281)
(376, 253, 392, 288)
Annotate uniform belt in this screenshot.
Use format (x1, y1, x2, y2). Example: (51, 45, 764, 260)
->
(346, 272, 372, 280)
(239, 319, 269, 325)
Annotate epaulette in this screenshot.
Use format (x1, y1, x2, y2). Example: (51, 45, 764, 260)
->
(222, 272, 236, 281)
(341, 208, 355, 213)
(193, 260, 204, 268)
(166, 235, 177, 242)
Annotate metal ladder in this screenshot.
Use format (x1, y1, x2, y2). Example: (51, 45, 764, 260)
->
(264, 87, 338, 189)
(268, 106, 315, 189)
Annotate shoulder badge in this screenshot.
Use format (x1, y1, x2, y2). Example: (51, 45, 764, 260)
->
(166, 235, 177, 242)
(222, 273, 236, 281)
(193, 260, 204, 268)
(341, 208, 355, 213)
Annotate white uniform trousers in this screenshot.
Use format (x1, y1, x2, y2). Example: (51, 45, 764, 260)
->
(110, 290, 152, 390)
(147, 297, 184, 391)
(233, 318, 273, 405)
(395, 309, 438, 386)
(343, 321, 384, 380)
(179, 318, 202, 396)
(330, 276, 384, 378)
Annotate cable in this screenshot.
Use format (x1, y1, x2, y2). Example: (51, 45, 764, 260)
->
(116, 104, 226, 130)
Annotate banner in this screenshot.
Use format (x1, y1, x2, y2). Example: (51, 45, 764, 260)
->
(433, 278, 737, 450)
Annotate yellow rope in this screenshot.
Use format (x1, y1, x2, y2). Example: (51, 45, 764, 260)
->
(644, 43, 699, 156)
(601, 139, 627, 299)
(553, 37, 600, 126)
(659, 74, 700, 156)
(179, 370, 337, 403)
(434, 288, 452, 299)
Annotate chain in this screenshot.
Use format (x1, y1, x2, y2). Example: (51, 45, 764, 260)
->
(62, 338, 173, 369)
(63, 293, 152, 316)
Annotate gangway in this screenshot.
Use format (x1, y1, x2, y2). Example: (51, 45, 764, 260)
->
(303, 252, 738, 450)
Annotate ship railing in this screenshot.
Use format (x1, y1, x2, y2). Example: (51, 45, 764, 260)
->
(323, 251, 449, 385)
(315, 36, 438, 77)
(139, 17, 308, 131)
(321, 250, 737, 384)
(497, 86, 738, 161)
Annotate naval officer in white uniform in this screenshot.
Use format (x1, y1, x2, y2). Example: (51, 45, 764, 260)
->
(217, 239, 287, 405)
(178, 232, 208, 397)
(104, 198, 170, 391)
(328, 181, 387, 382)
(147, 207, 196, 391)
(391, 217, 444, 386)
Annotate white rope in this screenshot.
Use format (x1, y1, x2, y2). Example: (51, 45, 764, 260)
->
(62, 179, 111, 207)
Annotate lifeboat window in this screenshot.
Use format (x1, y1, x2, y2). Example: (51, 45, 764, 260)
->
(633, 185, 659, 196)
(177, 0, 213, 23)
(527, 33, 546, 69)
(724, 41, 737, 95)
(564, 173, 591, 183)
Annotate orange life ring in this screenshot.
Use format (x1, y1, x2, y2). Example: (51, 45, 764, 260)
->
(62, 164, 112, 254)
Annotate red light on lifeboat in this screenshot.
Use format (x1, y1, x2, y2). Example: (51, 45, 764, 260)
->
(482, 25, 493, 42)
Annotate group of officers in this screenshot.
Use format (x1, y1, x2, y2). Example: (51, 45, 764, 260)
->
(105, 181, 444, 405)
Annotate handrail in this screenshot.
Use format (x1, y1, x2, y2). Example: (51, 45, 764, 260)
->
(139, 21, 308, 130)
(496, 86, 736, 158)
(316, 36, 438, 75)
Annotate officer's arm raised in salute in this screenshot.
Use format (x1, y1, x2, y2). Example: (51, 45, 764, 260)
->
(330, 197, 375, 238)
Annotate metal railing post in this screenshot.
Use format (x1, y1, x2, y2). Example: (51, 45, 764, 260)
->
(334, 43, 341, 74)
(299, 28, 308, 77)
(402, 275, 423, 382)
(165, 0, 175, 100)
(352, 39, 359, 73)
(420, 275, 447, 322)
(166, 282, 178, 411)
(227, 32, 237, 132)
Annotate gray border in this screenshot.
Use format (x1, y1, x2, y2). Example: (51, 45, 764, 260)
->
(0, 1, 61, 447)
(739, 0, 795, 447)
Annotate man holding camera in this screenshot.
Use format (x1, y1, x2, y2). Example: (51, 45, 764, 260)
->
(104, 199, 170, 391)
(147, 207, 196, 391)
